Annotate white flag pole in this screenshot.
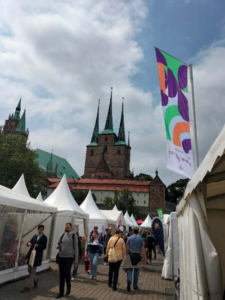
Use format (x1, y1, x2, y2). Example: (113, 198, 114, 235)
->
(189, 64, 199, 170)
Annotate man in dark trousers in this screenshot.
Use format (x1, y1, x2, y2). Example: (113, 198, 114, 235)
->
(55, 223, 78, 299)
(146, 231, 156, 263)
(103, 228, 111, 265)
(21, 225, 47, 293)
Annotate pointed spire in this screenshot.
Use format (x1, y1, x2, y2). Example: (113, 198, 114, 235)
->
(104, 87, 113, 132)
(128, 131, 130, 147)
(155, 168, 158, 177)
(13, 99, 21, 120)
(16, 110, 26, 133)
(90, 100, 100, 144)
(118, 98, 126, 143)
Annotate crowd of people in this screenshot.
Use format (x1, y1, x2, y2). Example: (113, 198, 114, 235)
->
(20, 223, 158, 298)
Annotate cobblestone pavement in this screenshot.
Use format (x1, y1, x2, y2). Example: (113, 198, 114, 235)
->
(0, 255, 174, 300)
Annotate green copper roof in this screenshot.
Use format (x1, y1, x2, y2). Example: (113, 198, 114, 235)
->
(104, 88, 114, 132)
(90, 100, 100, 145)
(16, 110, 26, 133)
(87, 142, 98, 147)
(117, 102, 126, 143)
(114, 141, 126, 146)
(99, 129, 115, 135)
(36, 148, 80, 179)
(13, 99, 21, 120)
(128, 131, 131, 147)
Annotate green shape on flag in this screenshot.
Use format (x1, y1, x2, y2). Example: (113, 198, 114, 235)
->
(161, 50, 183, 83)
(164, 105, 181, 141)
(157, 209, 163, 221)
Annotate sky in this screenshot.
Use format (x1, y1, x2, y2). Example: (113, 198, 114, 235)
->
(0, 0, 225, 186)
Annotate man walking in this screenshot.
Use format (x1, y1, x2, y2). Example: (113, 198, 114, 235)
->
(123, 228, 147, 292)
(55, 223, 78, 299)
(146, 231, 156, 263)
(21, 225, 47, 293)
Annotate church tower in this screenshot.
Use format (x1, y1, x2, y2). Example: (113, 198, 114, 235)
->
(2, 99, 29, 142)
(83, 89, 131, 179)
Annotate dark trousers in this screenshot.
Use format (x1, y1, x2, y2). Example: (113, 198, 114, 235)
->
(58, 257, 74, 294)
(108, 260, 122, 289)
(149, 246, 156, 262)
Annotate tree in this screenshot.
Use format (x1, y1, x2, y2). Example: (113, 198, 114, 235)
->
(134, 173, 153, 181)
(71, 190, 97, 205)
(166, 178, 189, 204)
(103, 189, 138, 215)
(0, 134, 46, 198)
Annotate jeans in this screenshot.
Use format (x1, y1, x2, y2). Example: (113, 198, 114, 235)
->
(72, 262, 79, 278)
(89, 252, 100, 278)
(126, 268, 140, 289)
(108, 260, 122, 289)
(58, 257, 74, 294)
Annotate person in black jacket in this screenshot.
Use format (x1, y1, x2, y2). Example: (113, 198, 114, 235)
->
(21, 225, 47, 293)
(146, 231, 156, 263)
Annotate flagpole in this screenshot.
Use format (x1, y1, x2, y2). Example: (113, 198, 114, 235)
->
(189, 64, 199, 170)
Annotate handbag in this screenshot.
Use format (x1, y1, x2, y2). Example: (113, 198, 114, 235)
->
(29, 249, 36, 267)
(129, 251, 142, 266)
(108, 237, 120, 263)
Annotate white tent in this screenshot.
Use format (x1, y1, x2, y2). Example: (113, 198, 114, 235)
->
(124, 211, 133, 228)
(130, 214, 139, 227)
(0, 184, 57, 284)
(140, 214, 152, 229)
(80, 190, 114, 234)
(12, 174, 30, 197)
(113, 205, 118, 211)
(100, 210, 126, 226)
(163, 214, 170, 225)
(36, 192, 43, 202)
(177, 125, 225, 300)
(162, 212, 179, 281)
(45, 175, 89, 260)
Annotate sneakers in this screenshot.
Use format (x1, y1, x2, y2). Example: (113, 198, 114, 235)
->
(71, 277, 75, 281)
(93, 277, 96, 280)
(66, 287, 71, 296)
(104, 263, 108, 266)
(55, 293, 63, 299)
(89, 275, 93, 279)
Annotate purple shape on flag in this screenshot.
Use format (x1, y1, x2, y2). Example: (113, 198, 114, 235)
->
(168, 68, 177, 98)
(178, 65, 188, 90)
(182, 139, 192, 153)
(178, 89, 189, 122)
(155, 48, 167, 66)
(161, 90, 168, 106)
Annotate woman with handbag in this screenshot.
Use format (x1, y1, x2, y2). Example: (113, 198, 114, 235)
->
(86, 232, 103, 280)
(106, 229, 126, 291)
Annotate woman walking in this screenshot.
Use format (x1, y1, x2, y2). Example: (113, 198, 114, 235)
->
(106, 229, 126, 291)
(86, 232, 103, 280)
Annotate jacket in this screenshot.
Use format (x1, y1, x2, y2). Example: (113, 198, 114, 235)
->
(103, 233, 111, 248)
(146, 235, 156, 248)
(106, 234, 126, 261)
(86, 239, 103, 254)
(26, 234, 47, 267)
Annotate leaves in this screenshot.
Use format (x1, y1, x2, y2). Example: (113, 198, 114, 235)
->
(134, 173, 153, 181)
(166, 178, 189, 204)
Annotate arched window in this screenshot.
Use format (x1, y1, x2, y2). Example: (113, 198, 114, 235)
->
(90, 149, 94, 156)
(104, 145, 107, 153)
(117, 149, 121, 155)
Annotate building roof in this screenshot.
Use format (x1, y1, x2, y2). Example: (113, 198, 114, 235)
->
(13, 99, 21, 120)
(100, 88, 114, 134)
(36, 148, 80, 179)
(47, 178, 151, 193)
(117, 102, 126, 143)
(94, 155, 112, 174)
(88, 101, 100, 146)
(16, 110, 26, 133)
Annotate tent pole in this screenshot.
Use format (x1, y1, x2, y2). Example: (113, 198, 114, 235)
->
(15, 209, 27, 269)
(47, 213, 57, 260)
(189, 64, 199, 170)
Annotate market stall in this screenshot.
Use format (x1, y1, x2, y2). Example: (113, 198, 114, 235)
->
(124, 211, 134, 231)
(100, 210, 126, 233)
(44, 175, 89, 260)
(177, 125, 225, 300)
(140, 214, 152, 229)
(130, 214, 139, 227)
(0, 184, 57, 284)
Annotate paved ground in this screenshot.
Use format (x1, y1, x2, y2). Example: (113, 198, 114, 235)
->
(0, 255, 174, 300)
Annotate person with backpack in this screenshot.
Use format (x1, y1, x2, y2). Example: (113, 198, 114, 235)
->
(106, 229, 126, 291)
(55, 223, 78, 299)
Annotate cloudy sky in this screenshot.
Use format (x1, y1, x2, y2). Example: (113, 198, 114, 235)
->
(0, 0, 225, 185)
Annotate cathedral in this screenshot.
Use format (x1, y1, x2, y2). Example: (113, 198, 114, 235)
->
(2, 99, 29, 142)
(83, 88, 133, 180)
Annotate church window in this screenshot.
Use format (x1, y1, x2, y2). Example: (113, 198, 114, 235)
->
(117, 149, 121, 155)
(104, 145, 108, 153)
(105, 138, 108, 142)
(90, 149, 94, 155)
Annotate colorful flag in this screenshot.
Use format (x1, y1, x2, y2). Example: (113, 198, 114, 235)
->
(155, 48, 195, 178)
(152, 217, 165, 256)
(157, 208, 163, 221)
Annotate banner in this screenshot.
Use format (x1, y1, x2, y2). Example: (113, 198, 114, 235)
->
(155, 48, 195, 178)
(157, 209, 163, 221)
(152, 217, 165, 256)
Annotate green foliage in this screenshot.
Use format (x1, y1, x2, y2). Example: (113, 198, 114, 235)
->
(166, 178, 189, 204)
(71, 190, 97, 205)
(134, 173, 153, 181)
(0, 134, 46, 198)
(103, 189, 138, 215)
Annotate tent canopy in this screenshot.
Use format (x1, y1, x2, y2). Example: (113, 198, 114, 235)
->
(12, 174, 30, 197)
(113, 205, 118, 211)
(36, 192, 43, 202)
(130, 214, 139, 227)
(140, 215, 152, 228)
(124, 212, 133, 227)
(100, 210, 126, 226)
(0, 185, 57, 213)
(163, 214, 170, 225)
(80, 190, 111, 222)
(45, 174, 88, 219)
